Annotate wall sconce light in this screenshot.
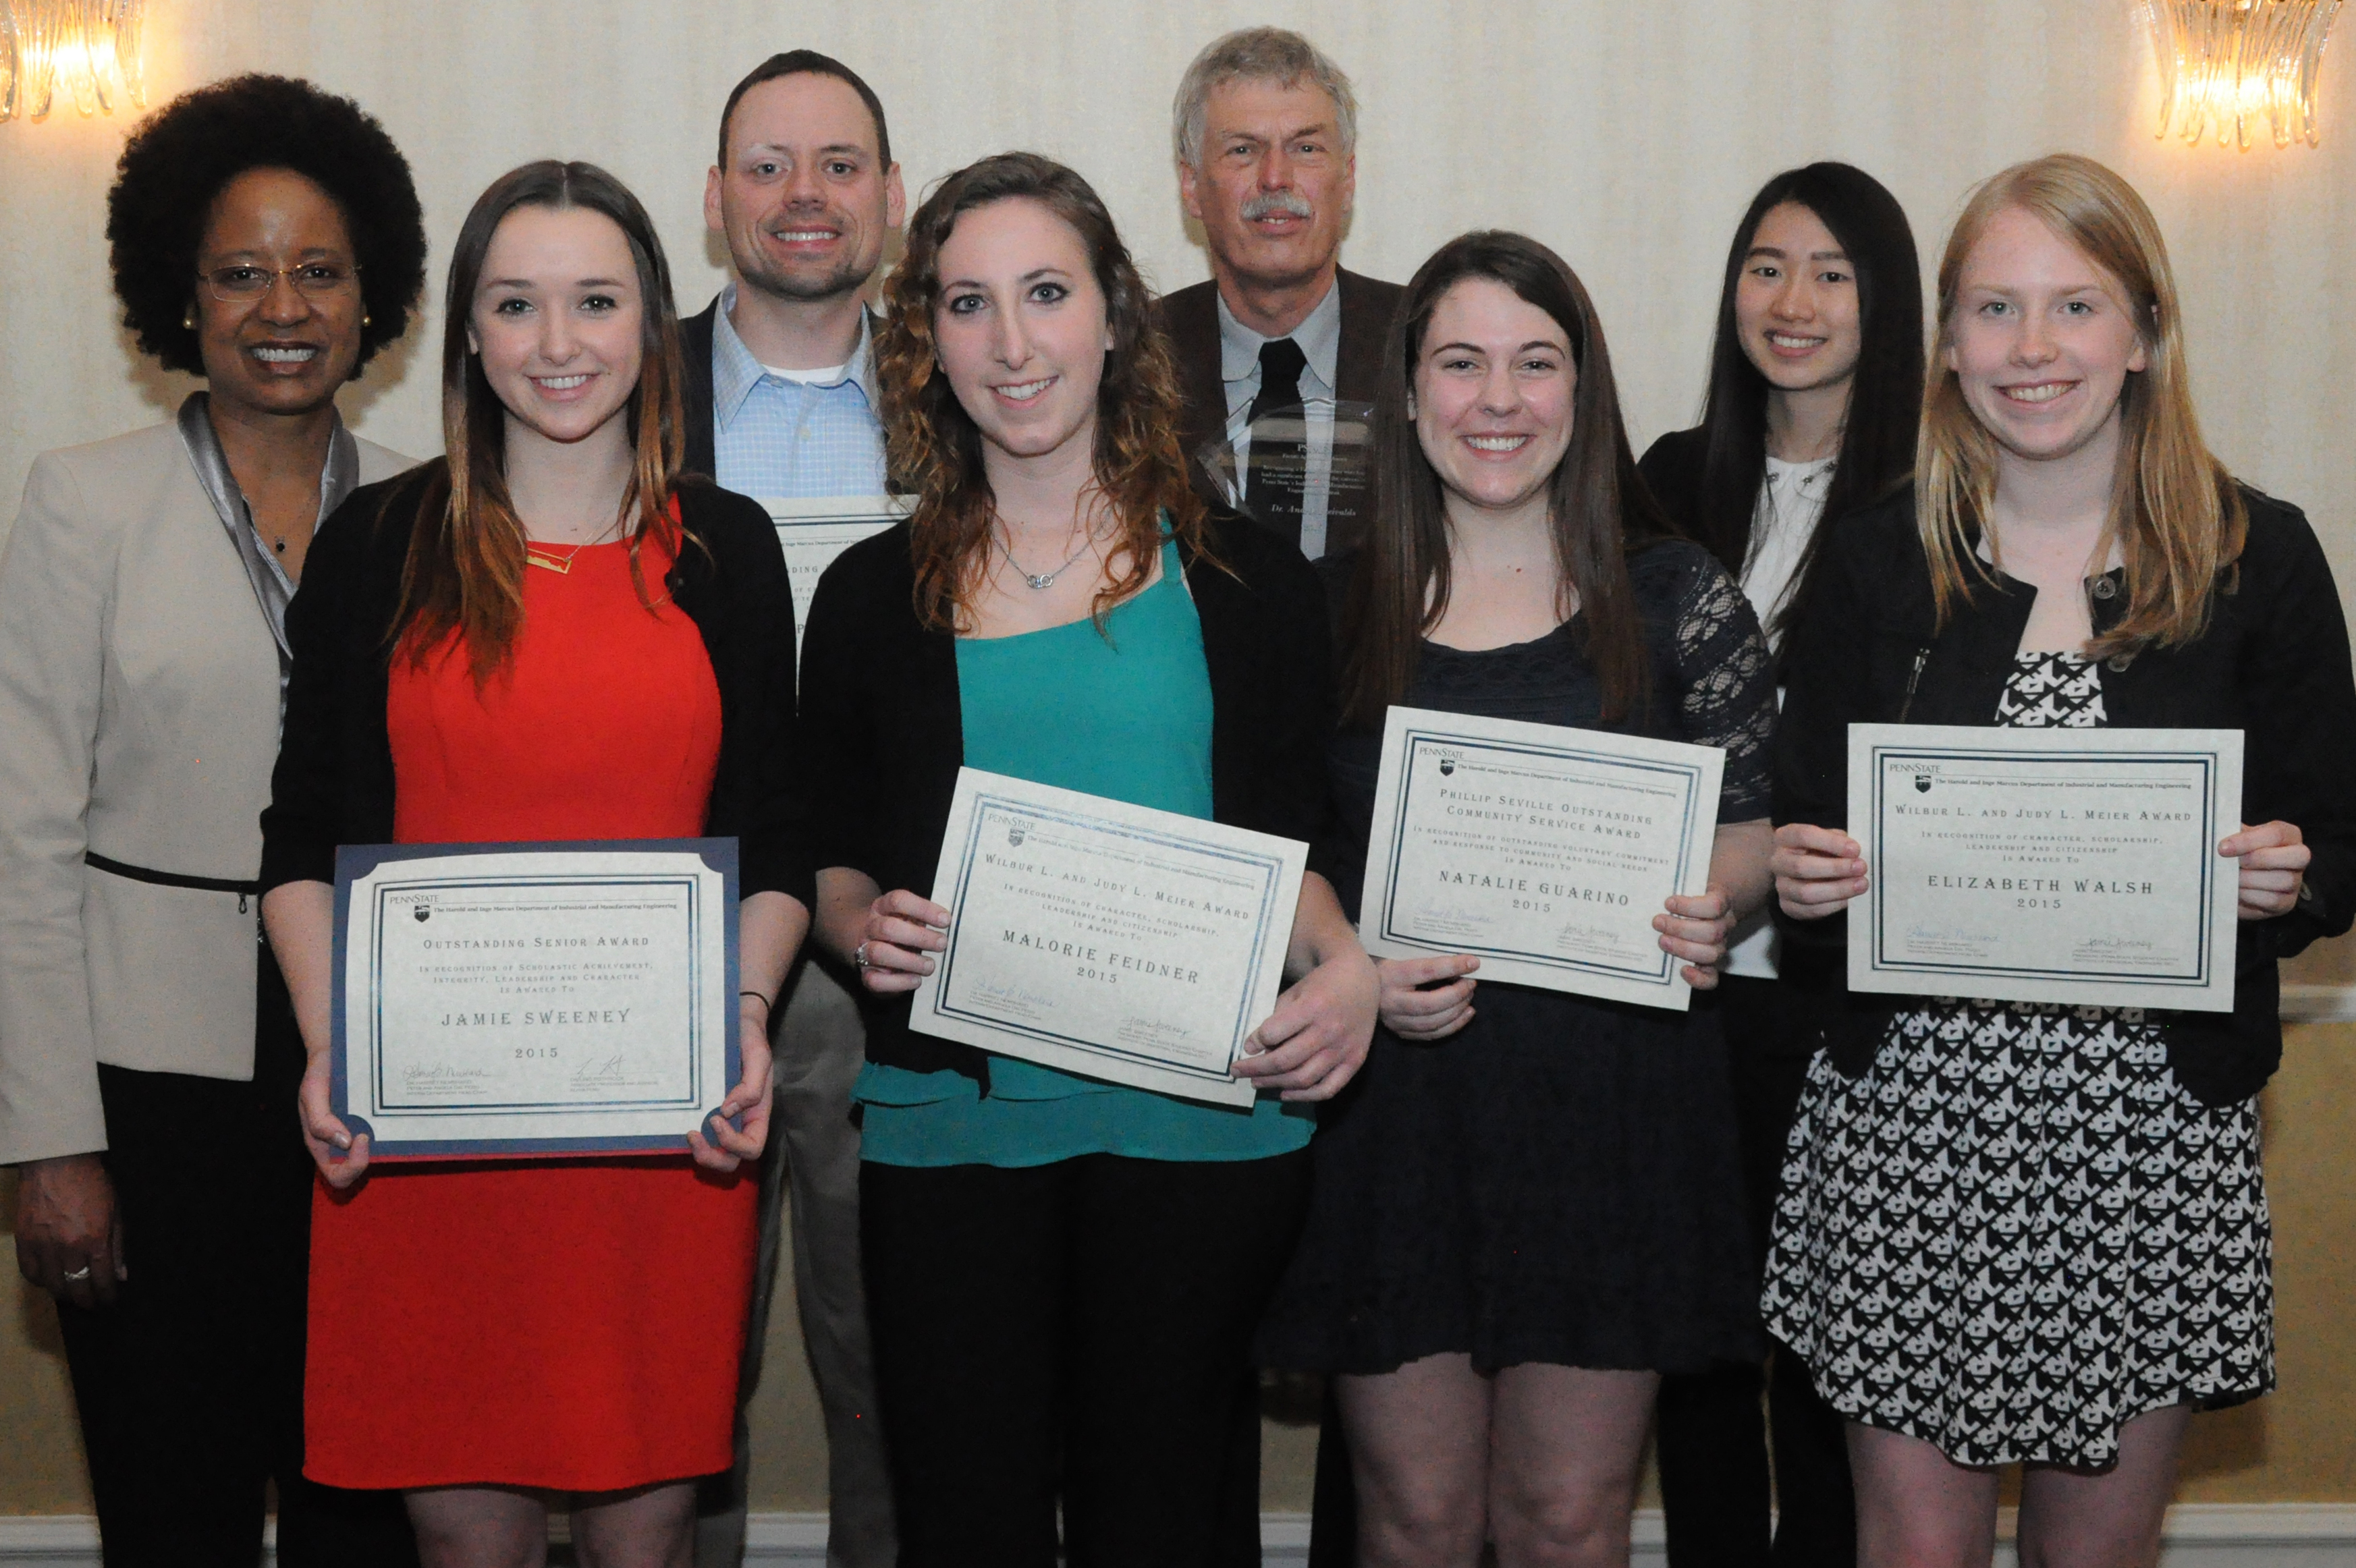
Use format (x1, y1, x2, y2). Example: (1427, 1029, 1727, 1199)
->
(2139, 0, 2342, 148)
(1, 0, 148, 124)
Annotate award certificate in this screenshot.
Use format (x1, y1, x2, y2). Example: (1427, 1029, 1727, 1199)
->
(1360, 707, 1726, 1009)
(332, 839, 740, 1158)
(1848, 725, 2242, 1011)
(761, 495, 911, 664)
(908, 770, 1307, 1107)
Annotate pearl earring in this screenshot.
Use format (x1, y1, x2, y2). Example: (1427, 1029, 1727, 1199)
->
(182, 302, 197, 330)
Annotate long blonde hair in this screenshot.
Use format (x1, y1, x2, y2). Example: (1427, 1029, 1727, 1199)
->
(1917, 153, 2245, 655)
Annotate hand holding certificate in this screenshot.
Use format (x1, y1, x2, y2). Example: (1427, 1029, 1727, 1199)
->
(1359, 707, 1727, 1010)
(1845, 725, 2243, 1011)
(902, 770, 1307, 1106)
(328, 840, 743, 1160)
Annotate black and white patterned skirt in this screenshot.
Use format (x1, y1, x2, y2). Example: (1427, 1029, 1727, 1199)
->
(1759, 999, 2272, 1469)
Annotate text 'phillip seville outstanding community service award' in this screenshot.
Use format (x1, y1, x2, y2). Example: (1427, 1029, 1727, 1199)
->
(332, 840, 740, 1158)
(909, 770, 1307, 1107)
(1848, 725, 2243, 1011)
(1359, 707, 1726, 1009)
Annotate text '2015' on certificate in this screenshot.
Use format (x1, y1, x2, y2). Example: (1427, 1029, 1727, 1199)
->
(909, 769, 1307, 1107)
(1847, 725, 2243, 1011)
(332, 839, 740, 1158)
(1359, 707, 1725, 1010)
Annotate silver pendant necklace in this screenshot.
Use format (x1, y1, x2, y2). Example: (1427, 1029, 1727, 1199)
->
(995, 520, 1096, 591)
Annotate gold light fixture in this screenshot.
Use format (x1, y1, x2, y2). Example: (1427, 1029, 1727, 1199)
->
(1, 0, 148, 123)
(2140, 0, 2342, 148)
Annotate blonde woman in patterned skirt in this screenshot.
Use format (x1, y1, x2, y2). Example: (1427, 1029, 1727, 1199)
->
(1762, 154, 2356, 1567)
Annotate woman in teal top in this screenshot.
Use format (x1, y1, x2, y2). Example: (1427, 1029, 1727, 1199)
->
(856, 530, 1316, 1167)
(798, 154, 1375, 1566)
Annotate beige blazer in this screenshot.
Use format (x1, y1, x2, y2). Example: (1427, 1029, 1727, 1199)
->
(0, 421, 411, 1164)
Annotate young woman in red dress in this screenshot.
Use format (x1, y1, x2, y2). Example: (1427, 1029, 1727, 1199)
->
(259, 161, 810, 1567)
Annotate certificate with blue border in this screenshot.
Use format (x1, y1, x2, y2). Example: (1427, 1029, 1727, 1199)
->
(1847, 725, 2242, 1011)
(1359, 706, 1725, 1010)
(908, 769, 1307, 1107)
(331, 839, 740, 1158)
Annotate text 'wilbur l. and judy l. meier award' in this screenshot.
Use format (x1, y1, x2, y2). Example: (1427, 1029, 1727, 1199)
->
(1847, 724, 2243, 1011)
(908, 770, 1307, 1106)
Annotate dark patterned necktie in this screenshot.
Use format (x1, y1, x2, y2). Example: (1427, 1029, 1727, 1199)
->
(1243, 336, 1309, 551)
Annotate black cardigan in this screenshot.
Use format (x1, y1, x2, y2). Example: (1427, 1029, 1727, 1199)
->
(258, 466, 814, 912)
(798, 510, 1338, 1078)
(1635, 426, 1709, 542)
(680, 300, 722, 479)
(1773, 482, 2356, 1104)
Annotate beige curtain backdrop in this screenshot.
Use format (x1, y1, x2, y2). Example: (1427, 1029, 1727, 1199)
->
(0, 0, 2351, 1517)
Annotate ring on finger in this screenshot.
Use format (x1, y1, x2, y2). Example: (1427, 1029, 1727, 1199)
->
(854, 941, 871, 970)
(61, 1264, 92, 1283)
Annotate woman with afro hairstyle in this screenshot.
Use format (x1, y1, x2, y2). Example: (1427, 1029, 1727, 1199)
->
(0, 73, 426, 1565)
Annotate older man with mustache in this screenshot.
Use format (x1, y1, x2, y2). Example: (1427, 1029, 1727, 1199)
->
(1159, 27, 1402, 561)
(1156, 30, 1402, 1564)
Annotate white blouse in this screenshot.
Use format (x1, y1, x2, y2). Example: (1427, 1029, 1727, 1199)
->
(1724, 454, 1835, 981)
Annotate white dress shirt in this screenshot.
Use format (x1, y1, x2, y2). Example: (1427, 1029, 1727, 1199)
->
(1724, 453, 1836, 981)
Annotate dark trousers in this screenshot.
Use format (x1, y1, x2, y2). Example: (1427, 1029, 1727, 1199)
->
(861, 1149, 1311, 1568)
(54, 957, 415, 1568)
(1655, 974, 1855, 1568)
(1306, 1384, 1356, 1568)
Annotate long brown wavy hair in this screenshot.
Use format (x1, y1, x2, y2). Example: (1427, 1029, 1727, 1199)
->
(874, 152, 1207, 633)
(1918, 154, 2245, 655)
(393, 161, 692, 683)
(1339, 231, 1670, 729)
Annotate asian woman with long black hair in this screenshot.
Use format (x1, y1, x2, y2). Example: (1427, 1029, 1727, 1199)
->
(1637, 162, 1924, 1568)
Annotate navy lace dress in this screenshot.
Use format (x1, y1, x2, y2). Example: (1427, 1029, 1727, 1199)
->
(1257, 540, 1778, 1375)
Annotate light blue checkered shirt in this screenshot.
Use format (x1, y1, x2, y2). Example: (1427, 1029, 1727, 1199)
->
(709, 283, 889, 499)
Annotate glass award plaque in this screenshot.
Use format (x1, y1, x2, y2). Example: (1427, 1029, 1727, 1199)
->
(1193, 398, 1375, 559)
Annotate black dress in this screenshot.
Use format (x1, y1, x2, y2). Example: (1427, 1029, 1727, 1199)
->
(1257, 540, 1776, 1376)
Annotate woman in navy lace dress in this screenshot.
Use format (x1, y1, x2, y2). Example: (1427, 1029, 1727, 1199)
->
(1258, 231, 1777, 1567)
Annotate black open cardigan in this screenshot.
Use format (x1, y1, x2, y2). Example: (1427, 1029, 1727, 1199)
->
(798, 509, 1338, 1080)
(1772, 481, 2356, 1105)
(258, 466, 813, 912)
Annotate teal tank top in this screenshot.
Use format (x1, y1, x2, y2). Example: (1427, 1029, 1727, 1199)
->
(854, 534, 1313, 1167)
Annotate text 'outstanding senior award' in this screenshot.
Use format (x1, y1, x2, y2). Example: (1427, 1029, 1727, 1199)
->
(332, 839, 740, 1158)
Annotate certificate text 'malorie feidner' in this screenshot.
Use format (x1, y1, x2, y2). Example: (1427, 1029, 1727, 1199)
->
(1000, 930, 1202, 983)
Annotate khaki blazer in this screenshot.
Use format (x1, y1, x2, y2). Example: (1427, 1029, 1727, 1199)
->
(0, 421, 411, 1164)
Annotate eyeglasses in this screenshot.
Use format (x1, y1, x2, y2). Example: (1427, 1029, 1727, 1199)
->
(196, 261, 363, 304)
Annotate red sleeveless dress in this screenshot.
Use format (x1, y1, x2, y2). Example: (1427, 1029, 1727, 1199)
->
(304, 535, 757, 1491)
